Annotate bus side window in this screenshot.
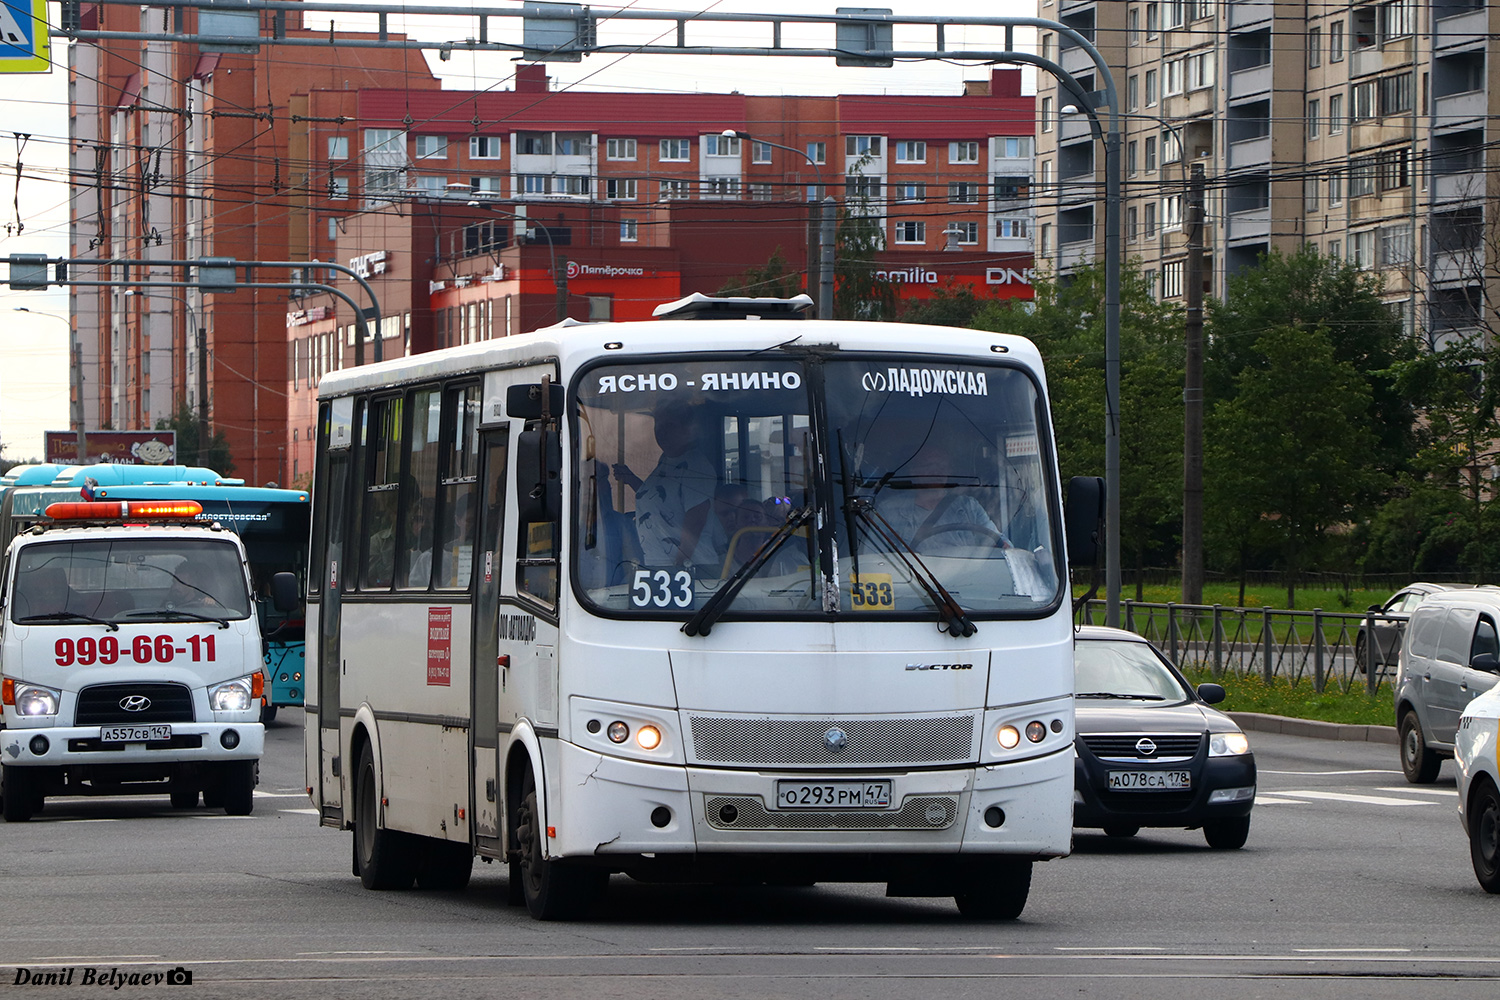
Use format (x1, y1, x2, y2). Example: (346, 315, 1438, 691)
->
(436, 384, 482, 590)
(400, 388, 441, 590)
(359, 396, 404, 590)
(517, 418, 560, 607)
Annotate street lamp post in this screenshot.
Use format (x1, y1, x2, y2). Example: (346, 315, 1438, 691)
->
(723, 129, 836, 320)
(460, 194, 570, 325)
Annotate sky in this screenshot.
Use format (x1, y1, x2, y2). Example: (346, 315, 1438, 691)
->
(0, 0, 1036, 461)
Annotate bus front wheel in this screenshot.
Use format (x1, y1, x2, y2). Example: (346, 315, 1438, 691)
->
(954, 859, 1032, 921)
(513, 769, 605, 920)
(355, 743, 417, 890)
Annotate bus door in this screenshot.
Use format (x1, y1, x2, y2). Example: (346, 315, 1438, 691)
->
(470, 428, 509, 854)
(317, 398, 357, 820)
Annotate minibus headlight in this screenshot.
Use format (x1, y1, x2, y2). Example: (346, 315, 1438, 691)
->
(635, 725, 662, 751)
(997, 725, 1021, 750)
(209, 676, 256, 712)
(15, 683, 61, 717)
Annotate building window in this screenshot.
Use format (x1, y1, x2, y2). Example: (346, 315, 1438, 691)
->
(948, 181, 980, 204)
(1308, 27, 1322, 69)
(1349, 156, 1377, 197)
(751, 141, 772, 164)
(1352, 80, 1376, 121)
(1163, 58, 1184, 97)
(1127, 74, 1139, 113)
(1128, 7, 1141, 45)
(949, 141, 980, 164)
(997, 137, 1031, 158)
(1350, 229, 1375, 269)
(845, 135, 883, 158)
(1144, 202, 1157, 239)
(1329, 93, 1344, 133)
(1327, 238, 1341, 261)
(329, 176, 349, 199)
(701, 178, 741, 199)
(993, 175, 1029, 199)
(949, 221, 979, 245)
(1308, 99, 1320, 139)
(1328, 171, 1343, 206)
(415, 135, 448, 159)
(995, 217, 1029, 239)
(1379, 223, 1412, 266)
(1145, 69, 1159, 107)
(1330, 21, 1344, 62)
(620, 219, 638, 243)
(806, 141, 826, 164)
(896, 182, 926, 202)
(1377, 147, 1410, 191)
(703, 134, 740, 157)
(520, 174, 551, 196)
(605, 138, 637, 160)
(895, 140, 927, 163)
(749, 182, 774, 201)
(1146, 2, 1160, 39)
(605, 177, 638, 201)
(469, 176, 502, 197)
(327, 136, 348, 160)
(1380, 0, 1415, 41)
(1162, 129, 1182, 163)
(327, 218, 338, 241)
(659, 138, 691, 161)
(1163, 0, 1184, 29)
(1378, 73, 1412, 117)
(1040, 160, 1053, 189)
(469, 136, 502, 159)
(1304, 176, 1320, 212)
(661, 179, 691, 200)
(412, 175, 447, 196)
(1127, 206, 1138, 242)
(1161, 260, 1184, 298)
(1127, 140, 1139, 176)
(1144, 269, 1158, 300)
(845, 176, 882, 202)
(1144, 137, 1158, 172)
(894, 220, 926, 244)
(1041, 96, 1054, 133)
(1040, 223, 1053, 254)
(363, 128, 406, 204)
(1162, 194, 1183, 231)
(1188, 52, 1213, 91)
(515, 132, 552, 155)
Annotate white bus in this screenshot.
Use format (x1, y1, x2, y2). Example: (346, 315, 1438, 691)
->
(305, 296, 1101, 920)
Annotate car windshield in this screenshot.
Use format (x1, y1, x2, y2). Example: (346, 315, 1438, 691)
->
(1074, 639, 1192, 701)
(10, 537, 252, 624)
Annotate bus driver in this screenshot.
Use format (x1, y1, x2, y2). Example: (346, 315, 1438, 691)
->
(612, 403, 719, 568)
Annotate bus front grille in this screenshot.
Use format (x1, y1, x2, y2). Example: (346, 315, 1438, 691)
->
(690, 715, 976, 767)
(705, 795, 959, 831)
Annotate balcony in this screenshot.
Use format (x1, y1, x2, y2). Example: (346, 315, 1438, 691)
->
(1227, 64, 1271, 101)
(1059, 115, 1094, 143)
(1430, 250, 1482, 285)
(1434, 8, 1487, 50)
(1228, 0, 1271, 30)
(1433, 90, 1486, 128)
(1227, 136, 1271, 170)
(1226, 206, 1270, 243)
(1350, 36, 1412, 78)
(1059, 239, 1092, 271)
(1433, 170, 1485, 202)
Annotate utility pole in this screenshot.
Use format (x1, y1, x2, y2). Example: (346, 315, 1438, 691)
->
(196, 324, 209, 465)
(1182, 163, 1206, 605)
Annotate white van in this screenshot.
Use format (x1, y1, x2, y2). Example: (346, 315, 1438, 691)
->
(0, 500, 276, 820)
(1394, 588, 1500, 784)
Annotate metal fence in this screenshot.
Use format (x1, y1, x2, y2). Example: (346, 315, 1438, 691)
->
(1075, 600, 1404, 695)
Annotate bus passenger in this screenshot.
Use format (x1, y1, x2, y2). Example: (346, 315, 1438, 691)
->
(405, 498, 435, 588)
(612, 404, 718, 567)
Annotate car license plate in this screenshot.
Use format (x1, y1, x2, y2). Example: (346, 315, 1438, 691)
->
(1108, 770, 1191, 791)
(775, 780, 892, 809)
(100, 724, 172, 743)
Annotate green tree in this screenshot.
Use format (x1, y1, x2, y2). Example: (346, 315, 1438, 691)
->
(974, 260, 1184, 593)
(157, 403, 236, 475)
(898, 283, 989, 328)
(716, 246, 805, 299)
(1205, 325, 1379, 607)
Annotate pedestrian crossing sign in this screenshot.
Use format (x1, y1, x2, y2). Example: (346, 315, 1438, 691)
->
(1, 0, 51, 74)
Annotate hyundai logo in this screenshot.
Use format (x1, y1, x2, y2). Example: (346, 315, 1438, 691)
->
(120, 695, 152, 713)
(1135, 737, 1157, 756)
(824, 727, 848, 751)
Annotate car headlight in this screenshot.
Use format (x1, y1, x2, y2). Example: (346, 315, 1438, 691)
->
(209, 674, 262, 712)
(1209, 731, 1250, 756)
(14, 682, 62, 717)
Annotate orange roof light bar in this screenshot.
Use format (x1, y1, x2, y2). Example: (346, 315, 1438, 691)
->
(44, 500, 205, 521)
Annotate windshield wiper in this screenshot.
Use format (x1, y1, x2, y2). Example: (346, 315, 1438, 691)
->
(844, 497, 976, 638)
(123, 608, 232, 629)
(682, 506, 814, 637)
(14, 611, 119, 631)
(1076, 691, 1169, 701)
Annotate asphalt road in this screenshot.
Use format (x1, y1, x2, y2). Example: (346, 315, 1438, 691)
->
(1, 711, 1497, 999)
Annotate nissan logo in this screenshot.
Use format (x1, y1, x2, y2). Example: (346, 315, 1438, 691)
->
(1135, 737, 1158, 756)
(119, 695, 152, 713)
(824, 727, 848, 751)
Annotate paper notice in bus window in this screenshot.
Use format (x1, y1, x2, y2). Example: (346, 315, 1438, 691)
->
(427, 606, 453, 686)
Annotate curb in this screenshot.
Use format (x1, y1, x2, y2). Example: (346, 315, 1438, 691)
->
(1227, 712, 1399, 745)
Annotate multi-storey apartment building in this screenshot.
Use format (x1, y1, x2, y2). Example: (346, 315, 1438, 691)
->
(1035, 0, 1496, 347)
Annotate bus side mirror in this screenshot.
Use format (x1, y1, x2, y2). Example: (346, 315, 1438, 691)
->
(1065, 476, 1105, 567)
(270, 571, 301, 614)
(506, 382, 563, 420)
(517, 429, 562, 523)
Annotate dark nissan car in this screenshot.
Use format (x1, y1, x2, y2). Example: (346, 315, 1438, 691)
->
(1073, 626, 1256, 849)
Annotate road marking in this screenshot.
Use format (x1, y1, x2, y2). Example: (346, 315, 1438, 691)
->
(1251, 796, 1308, 805)
(253, 791, 313, 799)
(191, 815, 257, 820)
(1260, 769, 1400, 776)
(1376, 786, 1458, 797)
(1273, 790, 1433, 807)
(1293, 948, 1412, 954)
(1055, 947, 1165, 952)
(28, 956, 161, 962)
(280, 807, 320, 815)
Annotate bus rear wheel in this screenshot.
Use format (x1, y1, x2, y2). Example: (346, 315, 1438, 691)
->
(513, 770, 605, 920)
(355, 743, 417, 890)
(954, 859, 1032, 921)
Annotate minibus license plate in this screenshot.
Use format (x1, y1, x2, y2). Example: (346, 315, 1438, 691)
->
(775, 780, 891, 809)
(1108, 770, 1190, 790)
(100, 724, 172, 743)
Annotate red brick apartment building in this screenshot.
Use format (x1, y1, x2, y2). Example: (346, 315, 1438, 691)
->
(69, 5, 1035, 484)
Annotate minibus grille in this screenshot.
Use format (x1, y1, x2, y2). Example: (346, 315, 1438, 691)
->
(74, 683, 196, 724)
(690, 715, 977, 767)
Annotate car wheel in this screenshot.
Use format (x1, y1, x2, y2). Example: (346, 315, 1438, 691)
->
(1353, 634, 1368, 674)
(1400, 712, 1441, 784)
(354, 743, 417, 890)
(954, 860, 1032, 920)
(221, 760, 256, 816)
(1469, 780, 1500, 894)
(2, 766, 36, 823)
(1103, 824, 1140, 838)
(1203, 816, 1250, 850)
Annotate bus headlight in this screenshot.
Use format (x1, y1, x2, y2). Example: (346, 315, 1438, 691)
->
(15, 682, 62, 717)
(209, 675, 260, 712)
(635, 725, 662, 751)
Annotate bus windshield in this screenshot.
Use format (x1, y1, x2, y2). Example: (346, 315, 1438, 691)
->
(573, 355, 1060, 620)
(11, 537, 252, 624)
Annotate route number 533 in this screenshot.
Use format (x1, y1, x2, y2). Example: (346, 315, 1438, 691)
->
(631, 569, 693, 608)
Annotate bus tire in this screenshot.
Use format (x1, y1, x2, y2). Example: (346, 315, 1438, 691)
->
(514, 769, 605, 920)
(954, 859, 1032, 921)
(2, 766, 36, 823)
(355, 743, 417, 890)
(416, 837, 474, 891)
(222, 761, 256, 816)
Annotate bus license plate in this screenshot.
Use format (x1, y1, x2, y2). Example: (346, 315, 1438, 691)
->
(775, 780, 891, 809)
(1108, 770, 1190, 791)
(100, 724, 172, 743)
